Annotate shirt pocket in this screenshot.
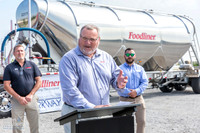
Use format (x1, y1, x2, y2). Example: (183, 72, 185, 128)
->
(134, 70, 142, 79)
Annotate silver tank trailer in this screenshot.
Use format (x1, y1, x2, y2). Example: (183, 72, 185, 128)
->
(16, 0, 194, 71)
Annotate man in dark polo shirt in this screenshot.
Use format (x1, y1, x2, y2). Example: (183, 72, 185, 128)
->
(3, 44, 42, 133)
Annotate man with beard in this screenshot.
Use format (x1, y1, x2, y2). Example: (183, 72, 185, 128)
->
(59, 24, 128, 133)
(118, 48, 148, 133)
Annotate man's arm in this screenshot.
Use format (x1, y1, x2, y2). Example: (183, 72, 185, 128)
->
(25, 76, 42, 102)
(59, 55, 96, 109)
(4, 81, 28, 105)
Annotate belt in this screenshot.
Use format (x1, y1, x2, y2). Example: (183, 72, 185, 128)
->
(64, 102, 74, 107)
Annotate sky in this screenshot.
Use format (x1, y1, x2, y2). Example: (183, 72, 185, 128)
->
(0, 0, 23, 42)
(0, 0, 200, 46)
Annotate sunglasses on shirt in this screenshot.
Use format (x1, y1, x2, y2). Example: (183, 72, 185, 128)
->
(125, 53, 135, 57)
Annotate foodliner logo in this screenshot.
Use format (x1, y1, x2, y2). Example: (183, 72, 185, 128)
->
(41, 80, 60, 87)
(129, 32, 156, 40)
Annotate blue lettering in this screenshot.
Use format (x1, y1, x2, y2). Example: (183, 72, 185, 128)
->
(38, 97, 61, 109)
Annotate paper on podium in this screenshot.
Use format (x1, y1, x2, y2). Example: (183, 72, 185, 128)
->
(116, 101, 133, 106)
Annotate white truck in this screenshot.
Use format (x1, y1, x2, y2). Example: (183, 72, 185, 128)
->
(1, 0, 200, 118)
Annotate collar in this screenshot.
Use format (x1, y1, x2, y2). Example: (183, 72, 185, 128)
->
(124, 62, 135, 67)
(14, 59, 26, 66)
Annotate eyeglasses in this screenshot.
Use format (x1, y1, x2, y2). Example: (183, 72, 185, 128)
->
(125, 53, 135, 57)
(80, 35, 99, 42)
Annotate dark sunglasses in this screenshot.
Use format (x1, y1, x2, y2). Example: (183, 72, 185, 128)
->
(125, 53, 135, 57)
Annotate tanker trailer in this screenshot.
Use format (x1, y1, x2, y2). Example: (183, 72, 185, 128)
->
(14, 0, 200, 94)
(1, 0, 200, 118)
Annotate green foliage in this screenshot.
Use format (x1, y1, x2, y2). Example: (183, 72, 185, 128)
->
(193, 61, 199, 66)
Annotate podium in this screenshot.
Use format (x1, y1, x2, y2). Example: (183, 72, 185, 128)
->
(54, 104, 140, 133)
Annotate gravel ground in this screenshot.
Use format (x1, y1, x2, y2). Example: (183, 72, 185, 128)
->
(144, 87, 200, 133)
(0, 86, 200, 133)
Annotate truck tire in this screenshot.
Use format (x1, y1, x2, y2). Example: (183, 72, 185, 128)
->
(174, 84, 187, 91)
(159, 86, 173, 93)
(191, 77, 200, 94)
(0, 85, 12, 118)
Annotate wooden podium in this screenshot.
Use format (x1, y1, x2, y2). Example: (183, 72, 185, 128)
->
(54, 104, 140, 133)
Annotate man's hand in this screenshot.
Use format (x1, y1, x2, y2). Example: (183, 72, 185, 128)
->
(94, 105, 110, 108)
(117, 70, 128, 89)
(25, 94, 33, 102)
(128, 89, 137, 98)
(18, 96, 28, 105)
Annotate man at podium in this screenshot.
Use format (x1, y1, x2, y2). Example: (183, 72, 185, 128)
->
(59, 24, 130, 133)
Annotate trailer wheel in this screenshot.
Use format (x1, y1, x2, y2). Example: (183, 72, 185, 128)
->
(159, 86, 173, 93)
(0, 85, 12, 118)
(174, 84, 187, 91)
(191, 77, 200, 94)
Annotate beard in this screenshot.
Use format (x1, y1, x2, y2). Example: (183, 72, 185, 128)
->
(125, 58, 134, 64)
(80, 47, 97, 56)
(79, 43, 99, 56)
(15, 55, 25, 60)
(16, 57, 24, 60)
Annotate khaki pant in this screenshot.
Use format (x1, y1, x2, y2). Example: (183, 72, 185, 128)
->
(119, 95, 146, 133)
(11, 95, 39, 133)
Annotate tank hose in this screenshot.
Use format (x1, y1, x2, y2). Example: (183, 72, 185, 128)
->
(1, 27, 51, 66)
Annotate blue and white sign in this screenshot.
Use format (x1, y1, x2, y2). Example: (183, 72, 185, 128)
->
(36, 74, 63, 113)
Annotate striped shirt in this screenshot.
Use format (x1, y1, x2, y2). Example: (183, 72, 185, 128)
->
(118, 63, 148, 97)
(59, 46, 121, 109)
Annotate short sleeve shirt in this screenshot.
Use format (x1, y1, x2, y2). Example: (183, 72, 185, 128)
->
(3, 60, 42, 96)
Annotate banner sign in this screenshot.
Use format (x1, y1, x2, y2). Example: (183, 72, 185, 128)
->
(36, 74, 63, 113)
